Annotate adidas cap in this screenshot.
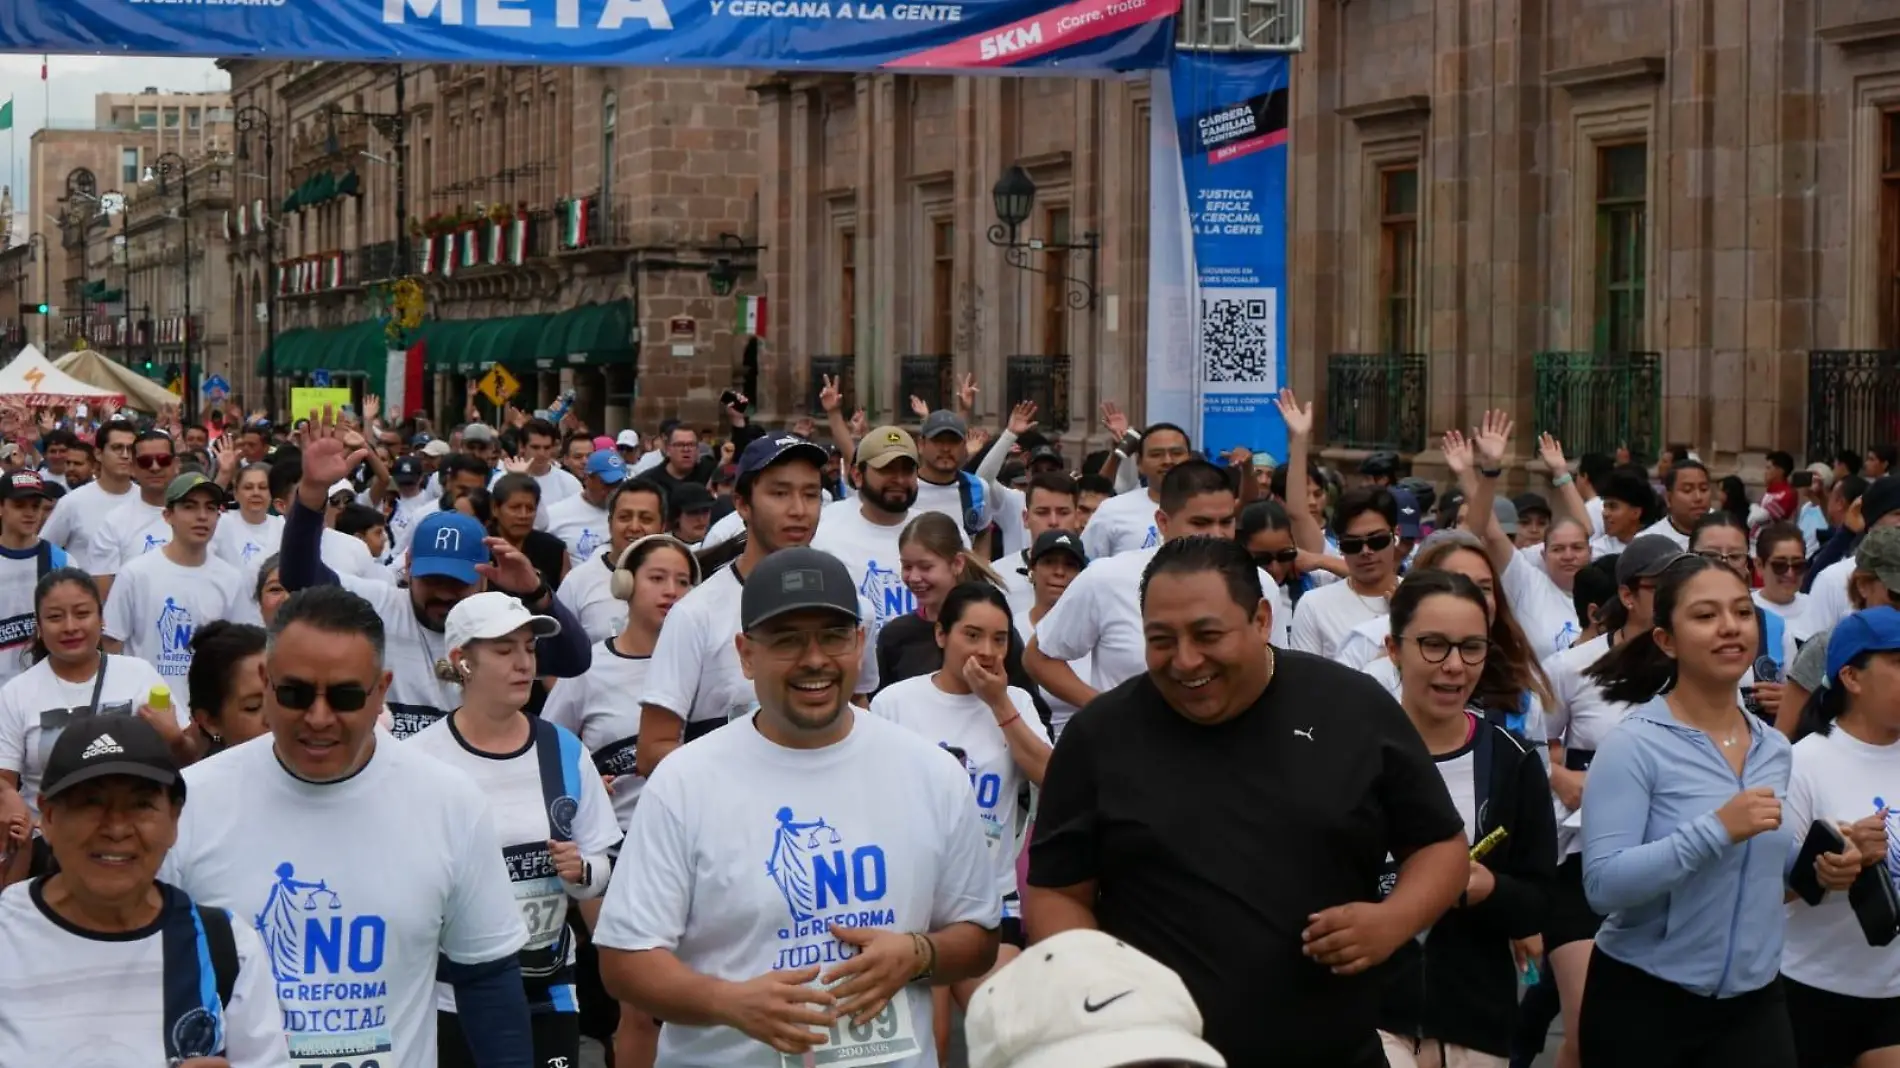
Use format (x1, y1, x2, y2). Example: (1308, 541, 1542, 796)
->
(39, 713, 184, 802)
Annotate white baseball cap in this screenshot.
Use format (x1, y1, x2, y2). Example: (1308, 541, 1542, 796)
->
(444, 591, 561, 657)
(615, 429, 642, 450)
(326, 479, 355, 501)
(421, 439, 452, 458)
(965, 930, 1225, 1068)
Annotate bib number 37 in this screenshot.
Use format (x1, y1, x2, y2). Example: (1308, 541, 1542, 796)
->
(778, 987, 918, 1068)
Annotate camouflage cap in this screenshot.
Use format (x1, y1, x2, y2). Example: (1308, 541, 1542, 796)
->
(1855, 524, 1900, 592)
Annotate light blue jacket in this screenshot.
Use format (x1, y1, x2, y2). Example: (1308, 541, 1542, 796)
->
(1581, 696, 1794, 997)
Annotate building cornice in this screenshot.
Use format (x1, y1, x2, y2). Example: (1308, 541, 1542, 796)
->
(1817, 16, 1900, 50)
(1337, 94, 1430, 124)
(1544, 57, 1666, 92)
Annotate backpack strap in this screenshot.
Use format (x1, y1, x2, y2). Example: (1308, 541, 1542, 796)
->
(956, 472, 986, 538)
(1472, 714, 1497, 834)
(198, 903, 240, 1008)
(532, 717, 583, 843)
(34, 540, 52, 581)
(160, 892, 229, 1060)
(1759, 609, 1787, 673)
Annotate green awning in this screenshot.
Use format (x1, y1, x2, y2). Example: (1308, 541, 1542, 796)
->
(418, 318, 481, 373)
(564, 299, 634, 366)
(282, 189, 299, 213)
(255, 327, 314, 378)
(465, 313, 553, 372)
(533, 307, 581, 364)
(337, 169, 361, 197)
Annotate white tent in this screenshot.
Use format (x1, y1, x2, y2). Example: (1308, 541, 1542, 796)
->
(0, 346, 123, 407)
(52, 348, 177, 412)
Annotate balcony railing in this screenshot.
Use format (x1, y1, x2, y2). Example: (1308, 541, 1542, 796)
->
(1807, 350, 1900, 461)
(805, 355, 857, 418)
(1325, 353, 1427, 453)
(359, 240, 400, 283)
(1005, 354, 1073, 433)
(896, 354, 954, 415)
(1533, 351, 1662, 464)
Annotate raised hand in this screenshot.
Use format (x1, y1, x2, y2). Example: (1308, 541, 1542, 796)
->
(818, 374, 843, 413)
(1275, 388, 1314, 439)
(1007, 400, 1038, 437)
(1473, 409, 1513, 471)
(476, 535, 542, 596)
(909, 394, 930, 420)
(791, 415, 817, 440)
(956, 372, 979, 415)
(1441, 428, 1473, 477)
(965, 425, 992, 458)
(500, 455, 531, 475)
(1537, 432, 1570, 477)
(295, 407, 372, 490)
(362, 393, 382, 425)
(1100, 400, 1129, 440)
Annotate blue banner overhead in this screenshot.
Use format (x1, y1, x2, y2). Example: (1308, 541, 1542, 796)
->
(0, 0, 1177, 72)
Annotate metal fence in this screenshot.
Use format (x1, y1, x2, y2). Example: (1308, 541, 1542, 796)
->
(896, 354, 955, 414)
(1005, 355, 1074, 433)
(1324, 353, 1427, 452)
(1532, 351, 1662, 463)
(359, 240, 400, 282)
(805, 355, 857, 418)
(1807, 350, 1900, 461)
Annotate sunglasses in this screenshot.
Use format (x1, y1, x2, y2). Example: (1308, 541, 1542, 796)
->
(1766, 557, 1809, 578)
(134, 454, 175, 471)
(273, 679, 373, 712)
(1252, 548, 1300, 568)
(1338, 532, 1396, 556)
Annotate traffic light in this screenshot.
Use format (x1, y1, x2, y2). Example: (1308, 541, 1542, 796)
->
(141, 358, 155, 374)
(17, 302, 48, 316)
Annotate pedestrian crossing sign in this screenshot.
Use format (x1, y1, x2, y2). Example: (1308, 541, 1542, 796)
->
(478, 364, 520, 407)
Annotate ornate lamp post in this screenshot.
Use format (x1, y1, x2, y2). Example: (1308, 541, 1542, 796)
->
(235, 103, 278, 420)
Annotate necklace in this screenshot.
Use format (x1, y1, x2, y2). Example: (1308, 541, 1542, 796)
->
(1717, 719, 1746, 748)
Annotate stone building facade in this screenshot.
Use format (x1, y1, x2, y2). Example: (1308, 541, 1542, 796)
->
(749, 74, 1154, 440)
(1287, 0, 1900, 475)
(221, 60, 760, 431)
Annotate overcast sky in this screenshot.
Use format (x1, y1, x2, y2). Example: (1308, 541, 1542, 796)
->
(1, 54, 228, 223)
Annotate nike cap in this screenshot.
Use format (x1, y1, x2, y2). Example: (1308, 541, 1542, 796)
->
(40, 713, 184, 803)
(966, 929, 1224, 1068)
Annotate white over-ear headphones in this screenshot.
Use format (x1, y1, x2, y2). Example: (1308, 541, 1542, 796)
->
(610, 533, 703, 600)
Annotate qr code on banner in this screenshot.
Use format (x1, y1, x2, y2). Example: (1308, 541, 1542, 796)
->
(1200, 287, 1278, 391)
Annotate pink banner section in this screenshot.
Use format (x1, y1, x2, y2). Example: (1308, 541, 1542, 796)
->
(886, 0, 1180, 68)
(1209, 127, 1289, 166)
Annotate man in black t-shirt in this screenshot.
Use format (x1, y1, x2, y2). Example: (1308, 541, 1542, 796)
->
(1025, 536, 1468, 1068)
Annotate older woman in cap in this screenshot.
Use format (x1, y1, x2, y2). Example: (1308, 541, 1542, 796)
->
(0, 713, 288, 1067)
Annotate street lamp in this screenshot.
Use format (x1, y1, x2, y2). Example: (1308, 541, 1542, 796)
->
(983, 163, 1101, 310)
(24, 233, 46, 349)
(151, 151, 195, 421)
(63, 168, 97, 341)
(235, 103, 278, 420)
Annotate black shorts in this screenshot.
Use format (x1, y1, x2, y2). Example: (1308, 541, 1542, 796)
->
(1545, 853, 1603, 950)
(1782, 974, 1900, 1068)
(999, 916, 1025, 949)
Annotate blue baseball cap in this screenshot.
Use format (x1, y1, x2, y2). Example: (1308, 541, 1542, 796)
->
(1389, 487, 1422, 539)
(1825, 606, 1900, 687)
(410, 511, 488, 585)
(737, 433, 827, 485)
(586, 450, 628, 484)
(392, 455, 424, 484)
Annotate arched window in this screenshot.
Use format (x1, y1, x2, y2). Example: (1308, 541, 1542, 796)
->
(601, 89, 617, 206)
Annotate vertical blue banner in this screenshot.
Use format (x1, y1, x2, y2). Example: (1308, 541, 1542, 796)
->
(1157, 51, 1289, 465)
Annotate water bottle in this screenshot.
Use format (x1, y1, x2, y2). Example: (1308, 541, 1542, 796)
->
(547, 389, 577, 423)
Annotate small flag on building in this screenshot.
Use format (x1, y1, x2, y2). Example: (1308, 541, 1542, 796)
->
(220, 211, 230, 241)
(509, 217, 529, 265)
(327, 253, 343, 289)
(460, 229, 479, 268)
(486, 221, 503, 265)
(0, 98, 13, 132)
(236, 207, 249, 237)
(562, 197, 590, 249)
(736, 294, 767, 338)
(441, 236, 456, 278)
(276, 264, 288, 296)
(421, 235, 438, 275)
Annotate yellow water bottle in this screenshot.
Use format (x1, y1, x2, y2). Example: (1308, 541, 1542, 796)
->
(148, 685, 172, 720)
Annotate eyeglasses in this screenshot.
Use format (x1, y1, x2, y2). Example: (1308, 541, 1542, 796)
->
(1696, 550, 1749, 569)
(1338, 532, 1396, 556)
(1252, 548, 1300, 568)
(104, 443, 134, 456)
(1400, 635, 1492, 665)
(748, 625, 858, 660)
(273, 679, 373, 712)
(1766, 557, 1809, 578)
(133, 454, 175, 471)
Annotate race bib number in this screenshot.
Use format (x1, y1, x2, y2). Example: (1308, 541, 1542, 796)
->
(502, 842, 567, 947)
(290, 1030, 393, 1068)
(777, 986, 918, 1068)
(295, 1059, 387, 1068)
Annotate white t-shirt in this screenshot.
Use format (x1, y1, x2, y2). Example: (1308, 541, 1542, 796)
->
(100, 498, 168, 574)
(641, 562, 880, 731)
(542, 639, 653, 829)
(1543, 634, 1635, 854)
(534, 465, 582, 508)
(0, 880, 292, 1068)
(1638, 516, 1693, 550)
(1080, 488, 1160, 560)
(1809, 557, 1858, 636)
(1754, 590, 1818, 647)
(1782, 726, 1900, 997)
(391, 495, 442, 560)
(1012, 606, 1090, 739)
(102, 551, 245, 710)
(915, 475, 992, 539)
(1589, 533, 1631, 560)
(0, 653, 168, 816)
(1585, 495, 1606, 538)
(0, 543, 69, 687)
(408, 715, 620, 1014)
(1502, 550, 1583, 657)
(628, 450, 665, 477)
(321, 527, 387, 583)
(999, 550, 1035, 618)
(160, 735, 529, 1068)
(700, 509, 745, 551)
(41, 479, 135, 574)
(812, 500, 937, 631)
(868, 674, 1047, 905)
(990, 484, 1029, 557)
(553, 551, 624, 643)
(1289, 578, 1388, 660)
(592, 712, 999, 1068)
(212, 513, 285, 574)
(544, 494, 611, 563)
(329, 574, 459, 738)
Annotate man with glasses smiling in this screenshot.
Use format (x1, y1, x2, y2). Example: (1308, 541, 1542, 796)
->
(41, 419, 137, 579)
(595, 545, 1000, 1068)
(1289, 486, 1404, 659)
(162, 586, 535, 1068)
(93, 430, 181, 600)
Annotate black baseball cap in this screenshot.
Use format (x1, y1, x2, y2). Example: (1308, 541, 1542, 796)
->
(0, 471, 55, 501)
(736, 434, 827, 487)
(1616, 535, 1687, 587)
(1026, 445, 1065, 468)
(1513, 492, 1553, 519)
(740, 547, 861, 631)
(1030, 529, 1088, 568)
(392, 455, 424, 485)
(1864, 476, 1900, 527)
(672, 482, 715, 514)
(40, 713, 184, 802)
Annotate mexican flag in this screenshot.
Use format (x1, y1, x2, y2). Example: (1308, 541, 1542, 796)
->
(441, 236, 456, 278)
(420, 235, 437, 275)
(486, 222, 503, 265)
(236, 207, 249, 237)
(459, 229, 479, 268)
(509, 217, 529, 265)
(327, 253, 343, 289)
(562, 197, 589, 249)
(736, 295, 767, 338)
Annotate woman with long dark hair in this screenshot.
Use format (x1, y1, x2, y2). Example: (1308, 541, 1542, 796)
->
(1577, 554, 1855, 1067)
(1781, 606, 1900, 1068)
(185, 621, 269, 757)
